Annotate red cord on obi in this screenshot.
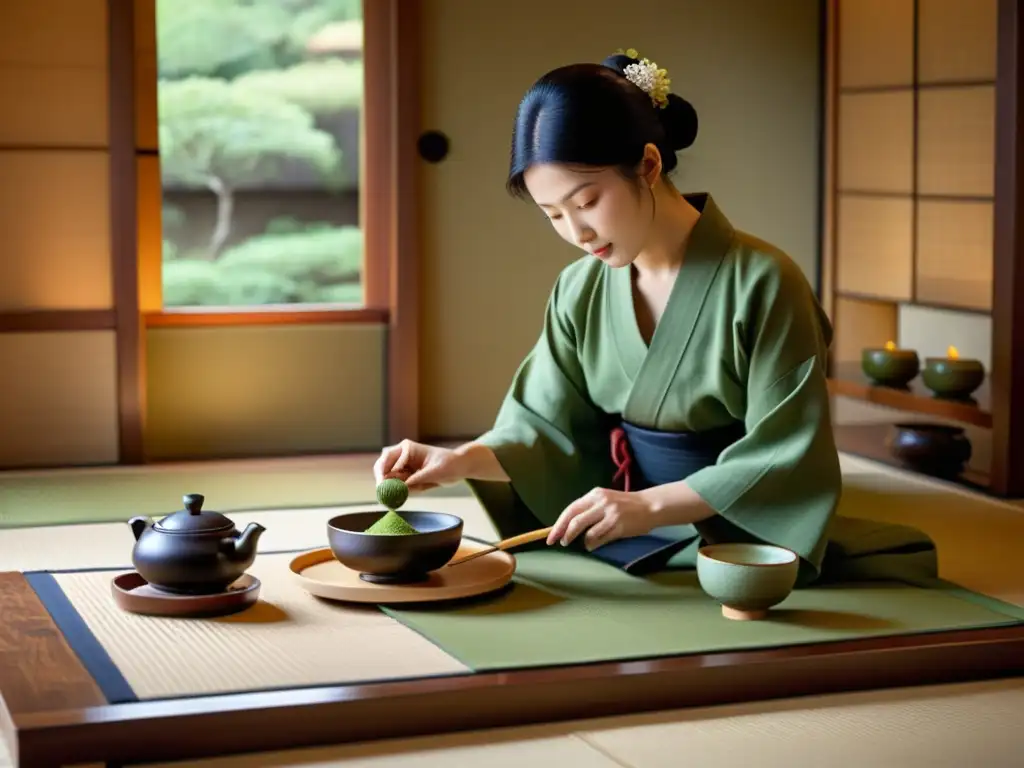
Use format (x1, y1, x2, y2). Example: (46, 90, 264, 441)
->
(610, 426, 634, 492)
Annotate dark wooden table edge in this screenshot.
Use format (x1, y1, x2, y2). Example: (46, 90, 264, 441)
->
(4, 569, 1024, 768)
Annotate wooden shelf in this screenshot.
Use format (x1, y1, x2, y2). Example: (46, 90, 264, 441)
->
(834, 290, 992, 317)
(833, 421, 992, 495)
(827, 361, 992, 428)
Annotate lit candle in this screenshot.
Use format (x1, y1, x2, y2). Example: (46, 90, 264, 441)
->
(861, 340, 920, 387)
(922, 346, 985, 399)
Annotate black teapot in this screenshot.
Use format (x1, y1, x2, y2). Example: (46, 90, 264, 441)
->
(128, 494, 266, 595)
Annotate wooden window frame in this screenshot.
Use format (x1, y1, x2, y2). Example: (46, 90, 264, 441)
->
(108, 0, 421, 462)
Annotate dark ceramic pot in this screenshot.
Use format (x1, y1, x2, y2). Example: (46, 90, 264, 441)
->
(861, 348, 920, 387)
(128, 494, 266, 595)
(886, 423, 972, 476)
(327, 510, 463, 584)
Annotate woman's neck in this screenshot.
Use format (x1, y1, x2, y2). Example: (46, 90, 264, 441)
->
(631, 184, 702, 278)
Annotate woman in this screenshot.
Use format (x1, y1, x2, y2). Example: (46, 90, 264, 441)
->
(375, 49, 936, 586)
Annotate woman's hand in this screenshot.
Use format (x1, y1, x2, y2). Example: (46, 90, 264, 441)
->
(374, 440, 460, 492)
(546, 487, 659, 551)
(547, 482, 717, 550)
(373, 439, 510, 492)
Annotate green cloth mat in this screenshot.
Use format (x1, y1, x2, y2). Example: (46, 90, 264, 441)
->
(0, 466, 471, 529)
(381, 548, 1024, 671)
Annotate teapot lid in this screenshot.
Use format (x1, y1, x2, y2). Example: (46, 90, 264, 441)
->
(155, 494, 234, 533)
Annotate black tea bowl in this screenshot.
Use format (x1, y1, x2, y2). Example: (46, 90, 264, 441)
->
(326, 510, 464, 584)
(886, 422, 972, 477)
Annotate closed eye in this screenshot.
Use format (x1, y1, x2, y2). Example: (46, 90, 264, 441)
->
(544, 197, 596, 221)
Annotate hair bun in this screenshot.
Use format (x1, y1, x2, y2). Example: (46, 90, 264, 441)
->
(601, 52, 697, 151)
(659, 93, 698, 150)
(601, 53, 636, 74)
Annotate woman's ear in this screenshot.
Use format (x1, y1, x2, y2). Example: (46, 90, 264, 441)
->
(639, 143, 663, 185)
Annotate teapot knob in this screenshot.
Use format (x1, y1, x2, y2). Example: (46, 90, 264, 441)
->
(183, 494, 205, 515)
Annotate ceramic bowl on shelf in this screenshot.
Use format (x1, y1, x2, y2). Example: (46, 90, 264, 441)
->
(921, 356, 985, 399)
(696, 543, 799, 621)
(326, 510, 464, 584)
(861, 345, 920, 388)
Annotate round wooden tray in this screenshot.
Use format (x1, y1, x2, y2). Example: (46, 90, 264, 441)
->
(111, 572, 261, 618)
(289, 540, 516, 604)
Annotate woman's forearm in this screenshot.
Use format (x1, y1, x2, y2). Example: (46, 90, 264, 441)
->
(638, 480, 717, 527)
(453, 441, 511, 482)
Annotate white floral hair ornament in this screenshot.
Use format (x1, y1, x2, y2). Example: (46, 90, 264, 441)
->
(616, 47, 670, 109)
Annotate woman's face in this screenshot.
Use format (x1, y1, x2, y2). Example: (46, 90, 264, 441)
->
(523, 161, 654, 268)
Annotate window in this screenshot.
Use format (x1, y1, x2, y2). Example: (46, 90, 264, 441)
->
(154, 0, 365, 310)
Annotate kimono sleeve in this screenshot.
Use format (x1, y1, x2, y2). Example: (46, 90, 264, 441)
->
(465, 270, 615, 539)
(684, 256, 842, 581)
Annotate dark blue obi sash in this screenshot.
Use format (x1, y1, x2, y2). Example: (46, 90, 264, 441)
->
(589, 419, 746, 574)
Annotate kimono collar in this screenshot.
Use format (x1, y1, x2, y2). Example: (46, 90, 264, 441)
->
(679, 192, 736, 266)
(611, 190, 738, 423)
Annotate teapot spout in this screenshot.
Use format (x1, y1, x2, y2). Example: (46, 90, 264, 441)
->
(224, 522, 266, 562)
(128, 516, 153, 541)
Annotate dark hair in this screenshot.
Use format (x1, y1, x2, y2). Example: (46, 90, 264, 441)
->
(506, 51, 698, 198)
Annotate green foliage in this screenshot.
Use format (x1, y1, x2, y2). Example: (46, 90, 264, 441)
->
(161, 260, 230, 306)
(218, 226, 361, 279)
(158, 77, 342, 189)
(155, 0, 365, 307)
(314, 282, 364, 303)
(162, 226, 363, 307)
(156, 0, 362, 78)
(156, 0, 291, 79)
(233, 58, 363, 115)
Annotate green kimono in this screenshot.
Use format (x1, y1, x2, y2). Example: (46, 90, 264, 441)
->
(467, 193, 937, 586)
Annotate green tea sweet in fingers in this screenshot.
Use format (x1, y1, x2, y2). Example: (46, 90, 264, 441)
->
(376, 477, 410, 511)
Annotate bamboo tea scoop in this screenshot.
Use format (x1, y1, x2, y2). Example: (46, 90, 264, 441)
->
(447, 526, 554, 567)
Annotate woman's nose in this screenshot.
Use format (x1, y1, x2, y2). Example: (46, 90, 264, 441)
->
(568, 219, 594, 246)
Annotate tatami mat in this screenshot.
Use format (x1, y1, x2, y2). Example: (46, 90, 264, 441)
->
(0, 452, 472, 529)
(1, 451, 1023, 767)
(53, 554, 470, 700)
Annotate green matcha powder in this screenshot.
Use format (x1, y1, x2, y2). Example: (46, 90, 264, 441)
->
(365, 509, 419, 535)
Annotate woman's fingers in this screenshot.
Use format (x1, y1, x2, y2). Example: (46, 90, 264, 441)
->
(560, 505, 605, 546)
(391, 441, 414, 474)
(547, 495, 588, 544)
(583, 515, 620, 551)
(404, 464, 440, 489)
(548, 488, 611, 545)
(550, 501, 604, 547)
(375, 440, 425, 483)
(373, 444, 404, 482)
